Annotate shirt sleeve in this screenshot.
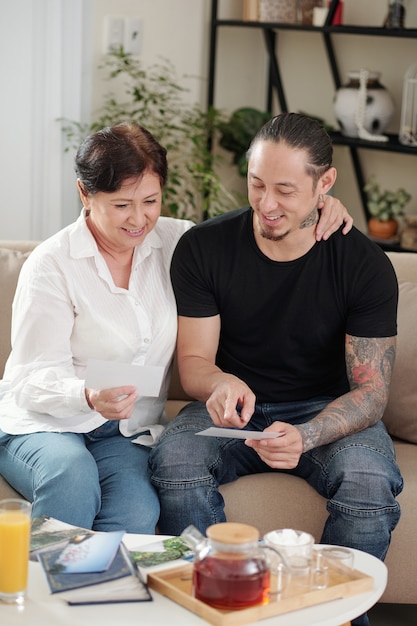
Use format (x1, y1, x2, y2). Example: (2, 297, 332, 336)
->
(170, 227, 220, 318)
(345, 245, 398, 338)
(6, 254, 92, 417)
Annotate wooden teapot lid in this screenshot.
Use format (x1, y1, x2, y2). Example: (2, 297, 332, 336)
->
(207, 522, 259, 544)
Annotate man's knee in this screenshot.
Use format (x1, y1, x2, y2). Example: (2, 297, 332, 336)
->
(150, 406, 216, 481)
(328, 444, 403, 509)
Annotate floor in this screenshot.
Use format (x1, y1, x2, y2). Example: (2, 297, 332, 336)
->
(368, 603, 417, 625)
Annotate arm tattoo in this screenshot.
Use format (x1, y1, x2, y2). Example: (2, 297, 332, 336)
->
(298, 335, 396, 452)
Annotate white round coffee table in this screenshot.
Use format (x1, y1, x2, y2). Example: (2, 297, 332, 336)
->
(2, 535, 387, 626)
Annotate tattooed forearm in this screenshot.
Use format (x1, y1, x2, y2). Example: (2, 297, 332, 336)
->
(298, 335, 396, 452)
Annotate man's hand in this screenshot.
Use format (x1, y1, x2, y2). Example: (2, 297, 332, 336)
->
(244, 422, 303, 469)
(85, 385, 137, 420)
(206, 375, 256, 428)
(316, 195, 353, 241)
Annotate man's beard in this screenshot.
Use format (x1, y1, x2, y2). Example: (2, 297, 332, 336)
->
(259, 227, 290, 242)
(257, 207, 319, 242)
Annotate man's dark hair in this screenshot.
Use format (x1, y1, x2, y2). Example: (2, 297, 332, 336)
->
(247, 112, 333, 189)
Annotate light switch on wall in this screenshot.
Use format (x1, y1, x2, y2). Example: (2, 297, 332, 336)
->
(124, 18, 142, 55)
(103, 16, 124, 54)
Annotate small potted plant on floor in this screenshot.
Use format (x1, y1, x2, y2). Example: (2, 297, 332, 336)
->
(364, 176, 411, 239)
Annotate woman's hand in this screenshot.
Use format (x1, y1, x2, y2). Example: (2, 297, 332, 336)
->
(85, 385, 137, 420)
(316, 195, 353, 241)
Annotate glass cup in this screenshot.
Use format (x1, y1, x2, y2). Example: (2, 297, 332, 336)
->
(310, 548, 329, 589)
(264, 528, 314, 592)
(0, 499, 32, 604)
(321, 546, 354, 571)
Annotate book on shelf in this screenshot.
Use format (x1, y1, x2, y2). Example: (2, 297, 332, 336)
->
(243, 0, 259, 22)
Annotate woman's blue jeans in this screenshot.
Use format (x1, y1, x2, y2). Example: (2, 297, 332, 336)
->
(149, 399, 402, 624)
(0, 420, 159, 533)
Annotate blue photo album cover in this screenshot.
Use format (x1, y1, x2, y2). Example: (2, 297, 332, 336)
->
(50, 530, 125, 573)
(37, 542, 152, 604)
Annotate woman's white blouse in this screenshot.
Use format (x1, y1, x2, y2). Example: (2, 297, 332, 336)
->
(0, 211, 193, 439)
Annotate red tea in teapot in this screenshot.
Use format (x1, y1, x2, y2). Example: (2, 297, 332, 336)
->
(193, 553, 270, 609)
(179, 523, 275, 610)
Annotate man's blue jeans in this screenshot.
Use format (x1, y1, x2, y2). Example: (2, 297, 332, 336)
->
(149, 399, 403, 626)
(0, 420, 159, 533)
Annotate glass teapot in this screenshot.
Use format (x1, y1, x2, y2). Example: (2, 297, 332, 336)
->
(181, 522, 289, 610)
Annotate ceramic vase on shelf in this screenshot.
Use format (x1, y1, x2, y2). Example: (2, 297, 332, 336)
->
(333, 70, 395, 139)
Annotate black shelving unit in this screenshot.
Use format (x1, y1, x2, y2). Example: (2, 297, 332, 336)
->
(208, 0, 417, 244)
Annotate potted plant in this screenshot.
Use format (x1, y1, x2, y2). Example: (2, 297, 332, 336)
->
(60, 48, 239, 222)
(218, 107, 271, 177)
(364, 176, 411, 239)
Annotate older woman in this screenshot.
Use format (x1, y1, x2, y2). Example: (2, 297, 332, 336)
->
(0, 122, 352, 533)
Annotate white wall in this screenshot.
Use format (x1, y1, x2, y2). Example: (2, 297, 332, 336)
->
(90, 0, 212, 114)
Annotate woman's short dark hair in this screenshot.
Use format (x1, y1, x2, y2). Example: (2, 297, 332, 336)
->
(247, 112, 333, 190)
(75, 122, 167, 194)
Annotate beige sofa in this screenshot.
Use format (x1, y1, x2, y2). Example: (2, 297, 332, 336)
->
(0, 240, 416, 605)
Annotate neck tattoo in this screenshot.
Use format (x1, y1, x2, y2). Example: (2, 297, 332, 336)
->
(300, 207, 319, 230)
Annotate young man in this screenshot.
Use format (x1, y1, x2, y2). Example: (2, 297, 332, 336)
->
(149, 113, 403, 626)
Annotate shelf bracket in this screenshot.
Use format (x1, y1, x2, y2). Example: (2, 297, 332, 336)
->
(262, 28, 288, 112)
(322, 31, 341, 89)
(348, 147, 371, 221)
(207, 0, 218, 109)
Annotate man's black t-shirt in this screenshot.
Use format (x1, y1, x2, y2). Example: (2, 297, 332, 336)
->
(170, 208, 398, 403)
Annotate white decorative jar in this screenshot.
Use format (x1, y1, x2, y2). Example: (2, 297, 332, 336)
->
(333, 70, 395, 139)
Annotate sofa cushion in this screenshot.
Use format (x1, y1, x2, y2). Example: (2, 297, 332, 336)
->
(382, 281, 417, 444)
(0, 247, 32, 376)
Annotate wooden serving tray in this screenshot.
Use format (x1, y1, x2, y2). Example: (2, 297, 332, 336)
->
(147, 560, 373, 626)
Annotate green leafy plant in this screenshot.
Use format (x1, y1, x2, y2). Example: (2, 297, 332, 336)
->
(60, 48, 239, 221)
(218, 107, 271, 177)
(364, 176, 412, 221)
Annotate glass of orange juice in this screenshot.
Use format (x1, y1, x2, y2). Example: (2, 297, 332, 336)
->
(0, 498, 32, 604)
